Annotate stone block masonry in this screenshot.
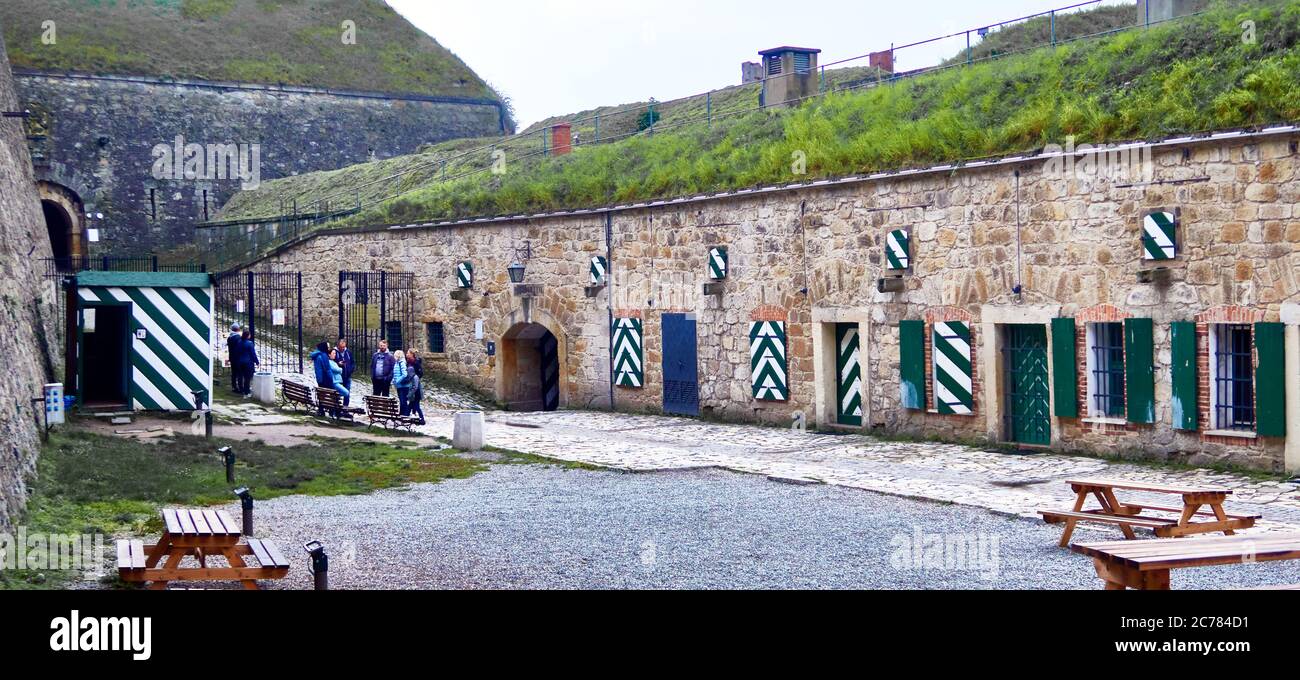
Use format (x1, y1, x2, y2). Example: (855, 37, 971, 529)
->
(15, 71, 507, 258)
(237, 130, 1300, 474)
(0, 40, 61, 529)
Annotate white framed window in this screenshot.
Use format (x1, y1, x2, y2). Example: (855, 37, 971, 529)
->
(1084, 323, 1125, 418)
(1208, 324, 1255, 431)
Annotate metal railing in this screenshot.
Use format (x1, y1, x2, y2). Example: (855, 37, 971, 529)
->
(42, 255, 207, 279)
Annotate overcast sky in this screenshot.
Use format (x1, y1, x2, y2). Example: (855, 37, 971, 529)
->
(390, 0, 1132, 129)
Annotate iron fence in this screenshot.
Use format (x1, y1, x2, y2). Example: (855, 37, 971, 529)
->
(338, 271, 417, 364)
(215, 271, 304, 376)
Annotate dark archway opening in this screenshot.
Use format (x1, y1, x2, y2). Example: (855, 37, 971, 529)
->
(43, 199, 73, 269)
(501, 322, 560, 412)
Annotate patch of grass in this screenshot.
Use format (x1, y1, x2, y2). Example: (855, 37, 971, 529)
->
(0, 428, 483, 589)
(221, 1, 1300, 229)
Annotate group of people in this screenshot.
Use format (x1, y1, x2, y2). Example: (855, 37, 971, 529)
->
(309, 337, 424, 424)
(226, 324, 260, 397)
(369, 340, 425, 424)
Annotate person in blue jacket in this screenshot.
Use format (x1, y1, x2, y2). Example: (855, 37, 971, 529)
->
(238, 330, 259, 398)
(393, 349, 412, 416)
(335, 337, 355, 406)
(310, 341, 332, 416)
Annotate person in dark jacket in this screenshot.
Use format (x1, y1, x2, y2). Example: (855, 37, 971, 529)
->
(371, 340, 396, 397)
(335, 338, 355, 406)
(407, 349, 424, 380)
(227, 324, 244, 394)
(310, 341, 332, 416)
(238, 330, 260, 398)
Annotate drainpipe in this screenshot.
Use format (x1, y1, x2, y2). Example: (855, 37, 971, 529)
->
(1014, 169, 1024, 303)
(605, 211, 615, 412)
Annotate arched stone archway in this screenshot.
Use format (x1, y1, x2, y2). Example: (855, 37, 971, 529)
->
(494, 305, 569, 412)
(37, 181, 85, 269)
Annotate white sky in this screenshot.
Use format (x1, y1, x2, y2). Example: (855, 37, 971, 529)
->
(390, 0, 1133, 129)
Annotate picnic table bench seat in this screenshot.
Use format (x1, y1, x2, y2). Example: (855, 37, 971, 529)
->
(1073, 533, 1300, 590)
(1040, 477, 1258, 546)
(118, 508, 290, 589)
(363, 395, 420, 431)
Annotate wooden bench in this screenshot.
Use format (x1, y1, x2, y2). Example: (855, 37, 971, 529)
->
(1073, 533, 1300, 590)
(1039, 478, 1260, 546)
(281, 380, 316, 411)
(363, 395, 420, 432)
(117, 539, 147, 573)
(245, 538, 292, 571)
(316, 387, 364, 421)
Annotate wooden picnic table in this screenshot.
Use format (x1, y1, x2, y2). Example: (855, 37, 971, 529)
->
(1073, 533, 1300, 590)
(117, 508, 290, 590)
(1039, 478, 1260, 547)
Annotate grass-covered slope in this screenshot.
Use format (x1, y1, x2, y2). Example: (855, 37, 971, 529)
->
(219, 1, 1300, 229)
(1, 0, 504, 102)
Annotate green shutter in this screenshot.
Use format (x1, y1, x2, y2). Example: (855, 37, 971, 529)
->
(1255, 322, 1286, 438)
(1170, 321, 1198, 431)
(1125, 318, 1155, 424)
(899, 320, 926, 410)
(1050, 318, 1078, 418)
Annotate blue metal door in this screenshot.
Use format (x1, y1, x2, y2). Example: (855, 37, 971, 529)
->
(661, 313, 699, 416)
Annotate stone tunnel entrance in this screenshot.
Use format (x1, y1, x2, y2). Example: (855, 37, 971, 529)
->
(38, 181, 85, 270)
(500, 322, 561, 412)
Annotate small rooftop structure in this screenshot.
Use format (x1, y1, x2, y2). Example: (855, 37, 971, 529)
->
(758, 46, 821, 107)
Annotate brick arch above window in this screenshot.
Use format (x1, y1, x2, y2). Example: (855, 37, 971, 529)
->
(1195, 305, 1265, 325)
(1076, 304, 1130, 323)
(924, 306, 974, 324)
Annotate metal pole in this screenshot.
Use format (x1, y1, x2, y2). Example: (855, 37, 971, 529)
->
(306, 541, 329, 591)
(246, 271, 255, 338)
(235, 488, 254, 536)
(1050, 11, 1056, 46)
(706, 92, 711, 128)
(967, 31, 972, 65)
(380, 271, 387, 348)
(297, 272, 304, 374)
(594, 114, 600, 143)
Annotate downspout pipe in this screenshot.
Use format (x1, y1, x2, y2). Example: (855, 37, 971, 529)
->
(605, 211, 615, 411)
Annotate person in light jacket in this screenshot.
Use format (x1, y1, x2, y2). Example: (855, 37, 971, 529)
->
(393, 350, 412, 416)
(328, 348, 350, 418)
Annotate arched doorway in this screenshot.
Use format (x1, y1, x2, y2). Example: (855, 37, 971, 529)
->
(500, 322, 561, 412)
(37, 181, 85, 270)
(43, 200, 73, 267)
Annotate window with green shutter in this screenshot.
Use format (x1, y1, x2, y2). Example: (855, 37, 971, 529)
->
(1050, 318, 1078, 418)
(1255, 322, 1286, 437)
(1124, 318, 1155, 424)
(1170, 321, 1198, 431)
(899, 320, 926, 410)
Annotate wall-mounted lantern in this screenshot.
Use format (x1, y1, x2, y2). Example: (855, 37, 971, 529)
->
(507, 261, 526, 284)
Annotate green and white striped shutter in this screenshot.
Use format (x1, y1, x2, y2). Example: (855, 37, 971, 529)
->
(1142, 211, 1177, 260)
(590, 256, 608, 284)
(836, 325, 863, 425)
(886, 229, 910, 270)
(708, 247, 728, 280)
(932, 321, 974, 415)
(79, 283, 214, 412)
(456, 261, 474, 289)
(749, 321, 788, 401)
(611, 317, 643, 388)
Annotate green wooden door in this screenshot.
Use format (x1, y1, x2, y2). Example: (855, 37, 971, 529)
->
(1005, 325, 1051, 446)
(835, 323, 863, 426)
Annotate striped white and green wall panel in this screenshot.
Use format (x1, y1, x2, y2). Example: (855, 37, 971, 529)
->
(708, 247, 728, 280)
(886, 229, 910, 270)
(1142, 211, 1177, 260)
(611, 317, 643, 388)
(78, 279, 214, 412)
(932, 321, 974, 416)
(590, 256, 608, 284)
(457, 261, 474, 288)
(749, 321, 788, 401)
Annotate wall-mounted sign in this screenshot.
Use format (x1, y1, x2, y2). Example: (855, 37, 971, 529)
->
(87, 229, 100, 243)
(272, 309, 286, 326)
(475, 319, 485, 340)
(235, 299, 246, 314)
(486, 341, 496, 357)
(135, 328, 148, 340)
(83, 308, 96, 333)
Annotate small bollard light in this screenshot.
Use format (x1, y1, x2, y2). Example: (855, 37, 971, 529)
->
(234, 487, 254, 536)
(305, 540, 329, 591)
(219, 446, 235, 484)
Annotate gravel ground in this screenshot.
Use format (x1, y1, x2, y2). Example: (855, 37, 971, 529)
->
(207, 463, 1300, 590)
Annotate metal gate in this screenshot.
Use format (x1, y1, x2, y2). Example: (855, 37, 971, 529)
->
(215, 271, 304, 375)
(1004, 324, 1051, 446)
(835, 323, 863, 426)
(661, 313, 700, 416)
(538, 332, 560, 412)
(338, 271, 416, 362)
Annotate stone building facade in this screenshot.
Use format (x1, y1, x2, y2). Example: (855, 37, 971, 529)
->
(237, 128, 1300, 474)
(0, 39, 60, 529)
(15, 70, 509, 259)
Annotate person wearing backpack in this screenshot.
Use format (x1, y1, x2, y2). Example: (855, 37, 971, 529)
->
(408, 372, 426, 425)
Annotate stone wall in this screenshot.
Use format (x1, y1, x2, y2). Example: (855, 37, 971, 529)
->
(238, 131, 1300, 473)
(0, 40, 59, 529)
(16, 71, 507, 258)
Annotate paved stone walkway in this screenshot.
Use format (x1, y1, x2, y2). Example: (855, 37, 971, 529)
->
(413, 410, 1300, 533)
